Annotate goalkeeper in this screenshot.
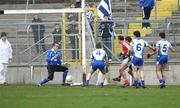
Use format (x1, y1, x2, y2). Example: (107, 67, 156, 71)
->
(38, 43, 69, 86)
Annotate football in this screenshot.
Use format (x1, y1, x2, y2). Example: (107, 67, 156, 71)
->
(66, 75, 73, 82)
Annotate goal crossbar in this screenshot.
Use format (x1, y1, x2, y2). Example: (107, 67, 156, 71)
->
(0, 8, 84, 14)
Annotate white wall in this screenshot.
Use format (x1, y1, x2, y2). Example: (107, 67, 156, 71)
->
(6, 63, 180, 85)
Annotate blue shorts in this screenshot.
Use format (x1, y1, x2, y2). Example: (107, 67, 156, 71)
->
(92, 60, 105, 72)
(156, 55, 168, 65)
(132, 56, 144, 66)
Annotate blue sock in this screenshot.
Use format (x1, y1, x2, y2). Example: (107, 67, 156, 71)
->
(159, 79, 163, 84)
(86, 80, 90, 85)
(39, 78, 49, 85)
(134, 80, 138, 86)
(138, 81, 142, 87)
(141, 80, 145, 86)
(62, 70, 68, 84)
(100, 82, 104, 87)
(162, 79, 165, 85)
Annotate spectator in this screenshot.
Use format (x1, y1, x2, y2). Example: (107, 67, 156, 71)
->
(139, 0, 155, 29)
(99, 16, 115, 60)
(67, 3, 79, 59)
(75, 0, 81, 8)
(52, 24, 62, 44)
(30, 14, 46, 53)
(86, 3, 94, 31)
(0, 32, 12, 84)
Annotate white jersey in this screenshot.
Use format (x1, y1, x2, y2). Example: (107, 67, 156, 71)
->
(86, 11, 93, 23)
(156, 39, 172, 56)
(0, 39, 12, 63)
(132, 38, 149, 58)
(91, 49, 107, 61)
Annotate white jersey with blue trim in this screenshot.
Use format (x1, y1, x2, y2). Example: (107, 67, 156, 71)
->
(132, 38, 149, 58)
(86, 11, 93, 22)
(91, 49, 107, 61)
(156, 39, 172, 56)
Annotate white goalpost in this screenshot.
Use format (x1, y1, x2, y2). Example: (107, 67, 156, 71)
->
(81, 0, 87, 84)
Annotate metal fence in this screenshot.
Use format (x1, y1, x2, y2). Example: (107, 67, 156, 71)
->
(0, 21, 81, 64)
(1, 0, 180, 64)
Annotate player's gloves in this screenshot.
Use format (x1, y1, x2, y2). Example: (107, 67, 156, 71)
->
(61, 62, 71, 68)
(147, 53, 151, 59)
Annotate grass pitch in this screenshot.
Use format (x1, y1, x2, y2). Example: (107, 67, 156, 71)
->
(0, 84, 180, 108)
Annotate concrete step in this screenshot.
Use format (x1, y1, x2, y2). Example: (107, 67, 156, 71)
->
(112, 12, 142, 17)
(173, 12, 180, 16)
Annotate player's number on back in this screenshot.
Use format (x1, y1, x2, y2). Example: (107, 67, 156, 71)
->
(162, 44, 168, 52)
(96, 51, 101, 55)
(136, 43, 142, 51)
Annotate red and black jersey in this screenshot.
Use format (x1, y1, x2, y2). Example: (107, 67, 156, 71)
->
(120, 40, 131, 56)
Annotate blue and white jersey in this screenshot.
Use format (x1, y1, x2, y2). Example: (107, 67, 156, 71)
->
(91, 49, 107, 61)
(156, 39, 172, 56)
(46, 49, 62, 65)
(86, 11, 93, 23)
(132, 38, 149, 58)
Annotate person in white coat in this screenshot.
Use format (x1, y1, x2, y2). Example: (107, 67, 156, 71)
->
(0, 32, 12, 84)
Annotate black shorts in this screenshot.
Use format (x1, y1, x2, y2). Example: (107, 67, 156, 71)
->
(47, 65, 68, 80)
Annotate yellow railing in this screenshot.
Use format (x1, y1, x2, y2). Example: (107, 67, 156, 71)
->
(61, 8, 98, 62)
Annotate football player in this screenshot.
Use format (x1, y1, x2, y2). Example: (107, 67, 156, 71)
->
(131, 31, 155, 88)
(86, 42, 109, 87)
(113, 35, 133, 87)
(147, 32, 175, 88)
(38, 43, 69, 86)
